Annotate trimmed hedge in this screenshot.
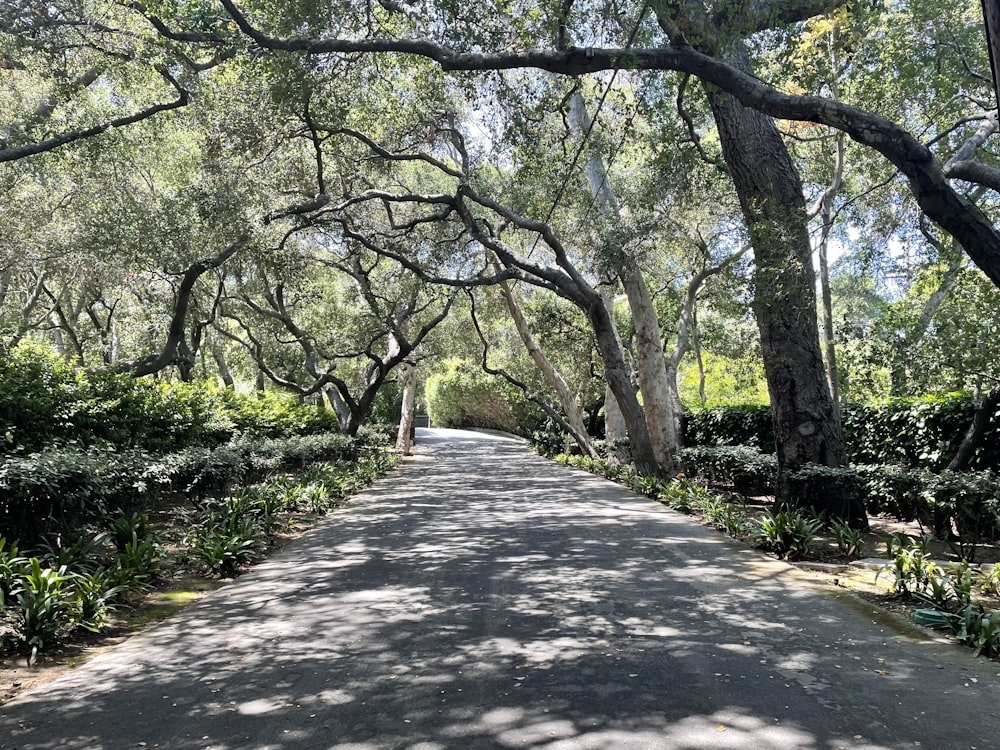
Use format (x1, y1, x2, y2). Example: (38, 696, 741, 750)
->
(0, 434, 365, 546)
(684, 393, 999, 471)
(0, 344, 340, 456)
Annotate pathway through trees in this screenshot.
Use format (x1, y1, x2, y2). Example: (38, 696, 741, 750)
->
(1, 429, 998, 749)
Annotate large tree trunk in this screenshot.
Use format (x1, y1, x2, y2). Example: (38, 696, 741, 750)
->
(620, 266, 679, 473)
(599, 281, 629, 452)
(585, 291, 660, 476)
(704, 44, 866, 527)
(948, 385, 1000, 471)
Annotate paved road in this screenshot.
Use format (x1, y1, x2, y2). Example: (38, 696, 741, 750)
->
(2, 428, 998, 749)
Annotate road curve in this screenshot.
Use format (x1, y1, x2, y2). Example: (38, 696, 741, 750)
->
(2, 428, 998, 749)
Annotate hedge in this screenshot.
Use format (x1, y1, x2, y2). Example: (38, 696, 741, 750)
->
(0, 344, 340, 455)
(0, 434, 369, 547)
(426, 359, 544, 437)
(684, 393, 999, 471)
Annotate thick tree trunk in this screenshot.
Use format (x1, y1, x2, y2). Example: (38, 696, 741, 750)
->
(586, 291, 660, 476)
(395, 362, 417, 455)
(569, 92, 678, 473)
(705, 47, 866, 527)
(620, 267, 678, 473)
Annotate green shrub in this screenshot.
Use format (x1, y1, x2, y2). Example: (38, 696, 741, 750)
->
(753, 508, 823, 560)
(678, 445, 777, 495)
(0, 537, 27, 606)
(426, 359, 544, 436)
(832, 521, 865, 557)
(785, 464, 865, 527)
(685, 393, 999, 471)
(683, 405, 774, 450)
(12, 559, 77, 660)
(0, 342, 342, 457)
(915, 605, 1000, 657)
(853, 464, 928, 522)
(922, 471, 1000, 562)
(877, 535, 938, 597)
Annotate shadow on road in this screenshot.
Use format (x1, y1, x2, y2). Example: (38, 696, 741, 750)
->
(2, 429, 997, 750)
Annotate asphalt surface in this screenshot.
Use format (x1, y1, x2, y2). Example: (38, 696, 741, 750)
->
(2, 428, 999, 750)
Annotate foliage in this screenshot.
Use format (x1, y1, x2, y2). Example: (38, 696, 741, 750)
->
(922, 471, 1000, 562)
(752, 508, 823, 560)
(685, 394, 999, 471)
(426, 359, 544, 437)
(785, 464, 865, 526)
(0, 537, 28, 606)
(877, 535, 938, 597)
(11, 559, 77, 660)
(683, 405, 774, 450)
(853, 464, 928, 521)
(677, 445, 777, 495)
(832, 521, 865, 558)
(914, 605, 1000, 657)
(841, 393, 990, 470)
(0, 344, 341, 457)
(0, 433, 373, 545)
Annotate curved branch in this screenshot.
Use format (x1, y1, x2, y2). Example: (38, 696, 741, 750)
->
(0, 67, 189, 163)
(219, 0, 1000, 285)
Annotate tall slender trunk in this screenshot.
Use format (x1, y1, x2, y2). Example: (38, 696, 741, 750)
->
(495, 273, 597, 456)
(817, 131, 844, 419)
(569, 92, 678, 473)
(211, 338, 235, 388)
(396, 362, 417, 455)
(599, 281, 629, 450)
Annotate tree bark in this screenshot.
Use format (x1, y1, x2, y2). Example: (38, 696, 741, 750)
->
(599, 281, 629, 452)
(568, 92, 678, 473)
(703, 44, 866, 527)
(395, 361, 417, 455)
(494, 272, 597, 456)
(947, 385, 1000, 471)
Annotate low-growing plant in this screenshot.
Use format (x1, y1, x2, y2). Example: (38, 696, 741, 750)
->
(693, 493, 729, 526)
(72, 569, 123, 633)
(978, 562, 1000, 596)
(753, 508, 823, 560)
(0, 537, 28, 605)
(37, 533, 109, 577)
(12, 559, 77, 663)
(716, 505, 751, 539)
(915, 604, 1000, 657)
(187, 517, 265, 578)
(877, 537, 938, 597)
(109, 512, 153, 553)
(832, 521, 866, 558)
(113, 532, 162, 591)
(632, 474, 667, 499)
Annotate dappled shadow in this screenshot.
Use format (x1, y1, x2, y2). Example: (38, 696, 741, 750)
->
(2, 428, 998, 749)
